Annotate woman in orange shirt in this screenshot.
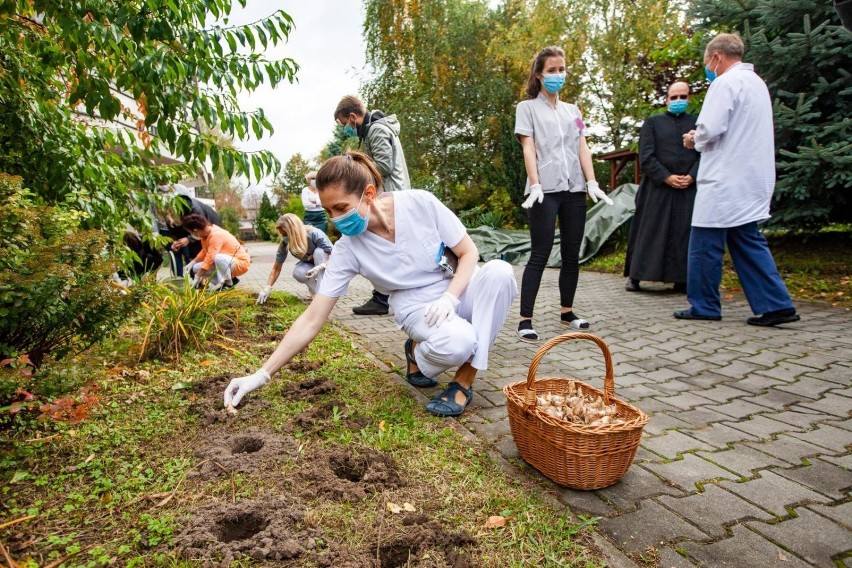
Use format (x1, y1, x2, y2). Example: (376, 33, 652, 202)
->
(182, 214, 251, 290)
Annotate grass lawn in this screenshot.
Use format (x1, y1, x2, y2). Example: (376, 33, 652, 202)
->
(584, 228, 852, 309)
(0, 290, 604, 567)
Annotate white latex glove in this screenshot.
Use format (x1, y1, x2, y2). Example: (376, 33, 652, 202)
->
(424, 292, 460, 328)
(305, 262, 327, 279)
(256, 284, 272, 304)
(224, 368, 271, 408)
(521, 183, 544, 209)
(586, 181, 613, 206)
(184, 260, 197, 275)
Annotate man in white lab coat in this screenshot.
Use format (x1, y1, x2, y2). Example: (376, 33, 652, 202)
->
(677, 33, 800, 327)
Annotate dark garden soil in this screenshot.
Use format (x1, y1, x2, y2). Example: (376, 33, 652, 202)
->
(190, 427, 298, 478)
(298, 445, 403, 502)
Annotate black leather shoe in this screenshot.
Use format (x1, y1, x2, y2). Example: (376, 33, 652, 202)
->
(747, 308, 800, 327)
(352, 298, 389, 316)
(673, 308, 721, 321)
(625, 278, 640, 292)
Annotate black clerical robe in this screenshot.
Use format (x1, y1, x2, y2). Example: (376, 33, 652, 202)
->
(624, 111, 700, 284)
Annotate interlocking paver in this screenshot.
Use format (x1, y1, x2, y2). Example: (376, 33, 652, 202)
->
(797, 393, 852, 418)
(718, 470, 832, 516)
(598, 500, 710, 554)
(235, 243, 852, 567)
(723, 415, 806, 440)
(641, 430, 715, 459)
(746, 507, 852, 567)
(657, 484, 774, 538)
(787, 423, 852, 454)
(643, 454, 738, 492)
(680, 423, 760, 449)
(775, 458, 852, 500)
(681, 524, 810, 567)
(807, 501, 852, 528)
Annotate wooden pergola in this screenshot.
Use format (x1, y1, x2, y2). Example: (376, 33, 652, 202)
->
(597, 149, 640, 190)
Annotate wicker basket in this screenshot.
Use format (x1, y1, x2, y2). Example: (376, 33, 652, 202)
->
(504, 333, 648, 490)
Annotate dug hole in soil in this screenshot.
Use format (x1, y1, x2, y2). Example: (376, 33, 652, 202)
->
(191, 426, 298, 478)
(174, 497, 319, 567)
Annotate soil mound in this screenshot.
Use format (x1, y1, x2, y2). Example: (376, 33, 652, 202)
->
(191, 427, 297, 477)
(300, 446, 402, 501)
(175, 497, 319, 567)
(281, 376, 339, 401)
(187, 374, 271, 425)
(286, 399, 369, 434)
(377, 514, 477, 568)
(287, 359, 324, 373)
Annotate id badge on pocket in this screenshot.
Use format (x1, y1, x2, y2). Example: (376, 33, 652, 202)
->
(435, 242, 457, 278)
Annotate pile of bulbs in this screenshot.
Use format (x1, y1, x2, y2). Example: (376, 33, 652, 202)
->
(534, 383, 627, 427)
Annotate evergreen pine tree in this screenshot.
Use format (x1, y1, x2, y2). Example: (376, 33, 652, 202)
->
(691, 0, 851, 230)
(256, 192, 280, 241)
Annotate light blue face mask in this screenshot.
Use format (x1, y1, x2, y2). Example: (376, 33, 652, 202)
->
(705, 59, 719, 82)
(343, 119, 357, 138)
(542, 73, 566, 94)
(668, 100, 688, 114)
(330, 190, 368, 236)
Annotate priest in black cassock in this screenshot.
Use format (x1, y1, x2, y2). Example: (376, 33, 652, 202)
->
(624, 81, 700, 293)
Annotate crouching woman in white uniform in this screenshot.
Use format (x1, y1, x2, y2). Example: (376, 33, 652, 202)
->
(224, 151, 517, 417)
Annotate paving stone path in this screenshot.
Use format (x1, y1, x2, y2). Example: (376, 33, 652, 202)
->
(237, 240, 851, 567)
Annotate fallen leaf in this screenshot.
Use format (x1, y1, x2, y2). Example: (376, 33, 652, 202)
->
(778, 551, 787, 561)
(485, 515, 508, 528)
(403, 502, 416, 512)
(386, 502, 403, 514)
(199, 360, 214, 367)
(136, 369, 151, 379)
(378, 420, 386, 432)
(68, 430, 76, 437)
(84, 454, 96, 464)
(10, 471, 29, 484)
(171, 381, 193, 391)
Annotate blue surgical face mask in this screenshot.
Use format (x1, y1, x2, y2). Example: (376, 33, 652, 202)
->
(309, 179, 316, 187)
(705, 59, 719, 82)
(342, 118, 357, 138)
(542, 73, 566, 94)
(330, 190, 369, 237)
(668, 99, 688, 114)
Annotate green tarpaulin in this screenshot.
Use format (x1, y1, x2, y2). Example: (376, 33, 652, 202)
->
(468, 183, 638, 267)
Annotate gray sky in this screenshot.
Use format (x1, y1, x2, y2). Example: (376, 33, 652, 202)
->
(229, 2, 367, 196)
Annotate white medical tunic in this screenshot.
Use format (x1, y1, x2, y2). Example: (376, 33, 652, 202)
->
(318, 190, 467, 327)
(515, 93, 588, 195)
(692, 62, 776, 228)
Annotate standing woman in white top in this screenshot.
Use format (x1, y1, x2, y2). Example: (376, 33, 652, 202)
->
(514, 46, 612, 343)
(301, 170, 328, 235)
(226, 151, 517, 417)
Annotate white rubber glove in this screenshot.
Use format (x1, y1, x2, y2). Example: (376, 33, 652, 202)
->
(305, 262, 327, 279)
(257, 285, 272, 304)
(424, 292, 460, 327)
(184, 260, 197, 275)
(586, 181, 613, 206)
(521, 183, 544, 209)
(224, 368, 271, 408)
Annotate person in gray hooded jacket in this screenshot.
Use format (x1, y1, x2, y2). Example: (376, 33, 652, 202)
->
(334, 94, 412, 315)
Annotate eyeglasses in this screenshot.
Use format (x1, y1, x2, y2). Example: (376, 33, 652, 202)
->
(669, 95, 688, 100)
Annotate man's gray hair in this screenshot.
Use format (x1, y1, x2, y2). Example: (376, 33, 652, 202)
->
(705, 33, 745, 59)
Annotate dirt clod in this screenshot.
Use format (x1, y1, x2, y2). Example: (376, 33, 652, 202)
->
(300, 446, 401, 501)
(187, 374, 271, 424)
(191, 427, 297, 477)
(282, 376, 338, 400)
(175, 498, 316, 567)
(286, 359, 324, 373)
(376, 519, 477, 568)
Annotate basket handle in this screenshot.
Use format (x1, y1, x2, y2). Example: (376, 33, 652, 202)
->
(523, 333, 615, 409)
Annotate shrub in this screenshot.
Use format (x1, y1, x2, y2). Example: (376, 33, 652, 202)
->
(138, 279, 238, 361)
(0, 174, 138, 367)
(218, 205, 241, 237)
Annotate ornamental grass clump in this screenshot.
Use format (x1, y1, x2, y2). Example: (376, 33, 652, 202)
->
(139, 278, 238, 361)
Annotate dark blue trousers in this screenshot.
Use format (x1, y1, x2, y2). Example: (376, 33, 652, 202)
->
(687, 222, 794, 317)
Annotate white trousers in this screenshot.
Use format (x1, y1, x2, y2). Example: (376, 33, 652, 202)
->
(292, 248, 328, 295)
(191, 254, 235, 287)
(398, 260, 517, 378)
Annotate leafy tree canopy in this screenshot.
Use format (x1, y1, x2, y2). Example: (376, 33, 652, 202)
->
(0, 0, 297, 236)
(270, 153, 312, 204)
